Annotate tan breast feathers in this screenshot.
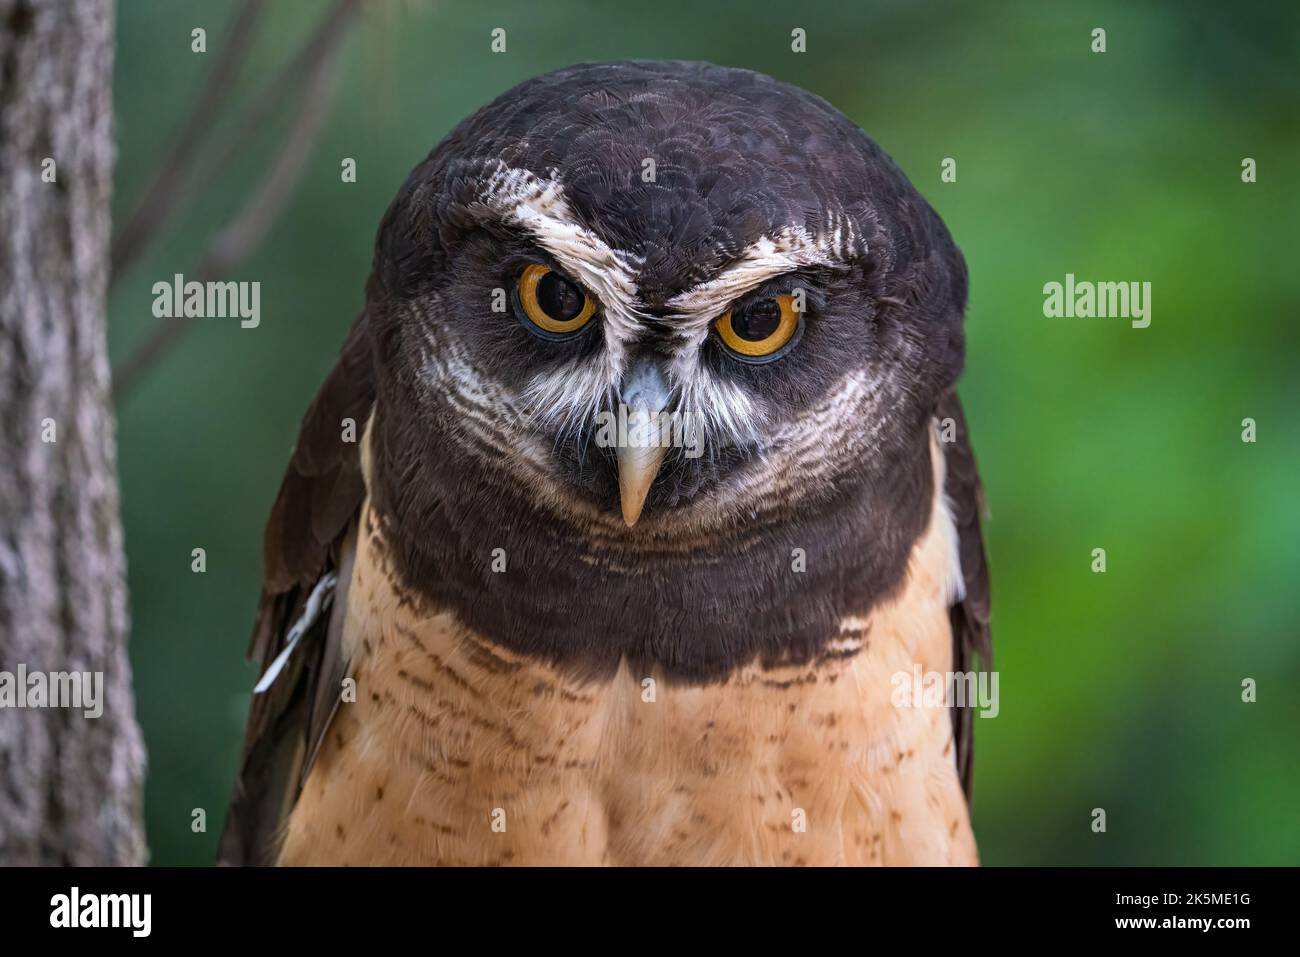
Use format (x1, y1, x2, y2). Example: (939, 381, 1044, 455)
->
(278, 437, 975, 866)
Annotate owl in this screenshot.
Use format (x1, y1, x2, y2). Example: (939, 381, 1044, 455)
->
(219, 60, 991, 866)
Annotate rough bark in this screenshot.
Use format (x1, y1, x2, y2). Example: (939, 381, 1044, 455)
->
(0, 0, 146, 865)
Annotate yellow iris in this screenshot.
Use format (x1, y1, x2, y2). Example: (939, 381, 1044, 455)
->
(518, 264, 597, 335)
(715, 295, 800, 359)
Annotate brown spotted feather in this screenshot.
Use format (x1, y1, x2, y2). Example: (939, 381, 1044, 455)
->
(275, 430, 977, 866)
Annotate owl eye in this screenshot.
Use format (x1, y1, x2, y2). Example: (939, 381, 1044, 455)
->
(517, 264, 597, 338)
(714, 294, 802, 362)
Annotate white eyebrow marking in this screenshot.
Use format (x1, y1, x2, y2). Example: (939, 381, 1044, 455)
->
(657, 226, 853, 407)
(477, 167, 857, 350)
(662, 227, 850, 342)
(463, 167, 863, 460)
(477, 164, 646, 372)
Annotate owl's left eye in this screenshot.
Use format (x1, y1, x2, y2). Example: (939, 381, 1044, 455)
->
(714, 294, 802, 362)
(516, 264, 597, 338)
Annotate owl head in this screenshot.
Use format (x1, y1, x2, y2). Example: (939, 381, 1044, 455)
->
(353, 60, 969, 677)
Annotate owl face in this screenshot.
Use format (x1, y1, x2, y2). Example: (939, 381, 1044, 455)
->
(369, 60, 967, 536)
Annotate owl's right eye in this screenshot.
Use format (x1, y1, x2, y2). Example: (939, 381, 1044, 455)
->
(516, 264, 597, 339)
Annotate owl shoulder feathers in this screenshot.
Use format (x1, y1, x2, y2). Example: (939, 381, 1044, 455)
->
(218, 314, 373, 866)
(936, 390, 993, 800)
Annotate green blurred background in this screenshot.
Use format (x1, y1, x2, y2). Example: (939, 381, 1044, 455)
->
(108, 0, 1300, 865)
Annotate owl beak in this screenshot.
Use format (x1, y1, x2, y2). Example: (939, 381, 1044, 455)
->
(616, 358, 672, 527)
(618, 439, 668, 527)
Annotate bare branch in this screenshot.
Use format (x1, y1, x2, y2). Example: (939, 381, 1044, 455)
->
(198, 27, 348, 282)
(110, 0, 269, 283)
(200, 0, 363, 196)
(112, 0, 361, 399)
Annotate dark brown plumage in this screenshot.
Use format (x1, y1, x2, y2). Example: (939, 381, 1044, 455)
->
(219, 60, 992, 867)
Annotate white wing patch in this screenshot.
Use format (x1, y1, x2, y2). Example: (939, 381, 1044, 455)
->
(930, 418, 967, 605)
(253, 571, 339, 694)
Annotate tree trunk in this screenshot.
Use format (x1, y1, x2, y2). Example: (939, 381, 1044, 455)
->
(0, 0, 146, 865)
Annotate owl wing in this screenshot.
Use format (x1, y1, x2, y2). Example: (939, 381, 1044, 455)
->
(937, 390, 993, 802)
(217, 314, 374, 866)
